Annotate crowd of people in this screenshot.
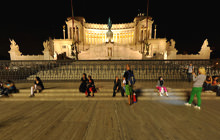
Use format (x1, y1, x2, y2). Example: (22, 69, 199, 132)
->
(203, 76, 220, 97)
(79, 64, 136, 104)
(0, 63, 219, 109)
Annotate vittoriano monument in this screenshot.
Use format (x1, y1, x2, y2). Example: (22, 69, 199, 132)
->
(9, 14, 212, 60)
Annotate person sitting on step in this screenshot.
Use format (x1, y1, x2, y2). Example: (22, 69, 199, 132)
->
(112, 76, 124, 97)
(30, 77, 44, 97)
(85, 75, 96, 97)
(0, 80, 17, 97)
(0, 81, 4, 93)
(216, 79, 220, 96)
(122, 77, 126, 94)
(79, 73, 89, 93)
(203, 76, 212, 91)
(212, 76, 219, 86)
(156, 76, 168, 97)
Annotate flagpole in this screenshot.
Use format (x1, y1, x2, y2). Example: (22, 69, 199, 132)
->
(143, 0, 150, 56)
(71, 0, 78, 60)
(146, 0, 149, 40)
(71, 0, 74, 42)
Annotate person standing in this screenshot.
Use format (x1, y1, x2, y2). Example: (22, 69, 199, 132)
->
(185, 67, 206, 110)
(123, 64, 136, 105)
(185, 63, 194, 82)
(112, 76, 124, 97)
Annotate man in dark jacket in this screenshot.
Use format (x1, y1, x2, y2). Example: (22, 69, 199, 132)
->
(123, 64, 135, 105)
(113, 76, 124, 97)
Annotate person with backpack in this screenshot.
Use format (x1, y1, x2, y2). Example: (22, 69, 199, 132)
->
(123, 64, 136, 105)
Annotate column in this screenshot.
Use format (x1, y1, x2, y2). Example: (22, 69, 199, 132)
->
(93, 33, 95, 44)
(74, 26, 77, 41)
(129, 32, 131, 44)
(88, 32, 90, 44)
(78, 29, 80, 41)
(119, 33, 120, 43)
(154, 25, 157, 39)
(68, 26, 70, 39)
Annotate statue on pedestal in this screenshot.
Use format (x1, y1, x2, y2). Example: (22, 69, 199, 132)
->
(43, 40, 50, 52)
(199, 39, 212, 55)
(108, 17, 112, 30)
(9, 39, 22, 56)
(106, 17, 113, 43)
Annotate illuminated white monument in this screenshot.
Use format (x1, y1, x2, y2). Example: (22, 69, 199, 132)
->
(9, 14, 212, 60)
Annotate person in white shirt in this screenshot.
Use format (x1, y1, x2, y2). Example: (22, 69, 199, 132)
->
(185, 63, 194, 82)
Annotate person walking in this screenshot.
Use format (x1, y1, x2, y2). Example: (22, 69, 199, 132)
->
(185, 67, 206, 110)
(112, 76, 124, 97)
(123, 64, 136, 105)
(185, 63, 194, 82)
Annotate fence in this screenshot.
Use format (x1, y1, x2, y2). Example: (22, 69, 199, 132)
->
(0, 60, 219, 82)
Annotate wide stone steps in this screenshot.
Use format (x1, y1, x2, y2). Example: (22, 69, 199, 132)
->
(1, 95, 219, 101)
(1, 88, 219, 101)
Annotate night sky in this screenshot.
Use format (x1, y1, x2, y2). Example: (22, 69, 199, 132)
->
(0, 0, 219, 59)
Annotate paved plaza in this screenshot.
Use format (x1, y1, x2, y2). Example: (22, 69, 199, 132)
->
(0, 100, 220, 140)
(0, 81, 220, 140)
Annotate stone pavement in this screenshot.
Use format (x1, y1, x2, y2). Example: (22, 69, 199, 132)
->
(0, 100, 220, 140)
(0, 81, 220, 140)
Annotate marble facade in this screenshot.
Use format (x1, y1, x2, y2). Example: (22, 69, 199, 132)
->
(9, 14, 212, 60)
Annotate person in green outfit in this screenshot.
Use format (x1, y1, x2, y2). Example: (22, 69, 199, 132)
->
(123, 64, 135, 105)
(185, 67, 206, 110)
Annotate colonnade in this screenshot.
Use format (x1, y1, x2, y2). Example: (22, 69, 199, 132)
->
(139, 28, 152, 41)
(85, 31, 134, 44)
(68, 26, 80, 42)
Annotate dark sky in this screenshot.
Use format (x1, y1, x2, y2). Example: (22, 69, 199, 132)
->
(0, 0, 219, 59)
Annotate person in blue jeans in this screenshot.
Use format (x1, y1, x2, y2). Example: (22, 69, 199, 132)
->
(112, 76, 124, 97)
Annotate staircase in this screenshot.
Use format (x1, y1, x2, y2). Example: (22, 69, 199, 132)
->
(1, 88, 219, 101)
(26, 60, 217, 81)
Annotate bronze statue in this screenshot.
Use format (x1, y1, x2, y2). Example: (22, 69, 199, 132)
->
(108, 17, 112, 30)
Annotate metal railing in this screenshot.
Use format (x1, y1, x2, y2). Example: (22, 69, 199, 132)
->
(0, 60, 219, 82)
